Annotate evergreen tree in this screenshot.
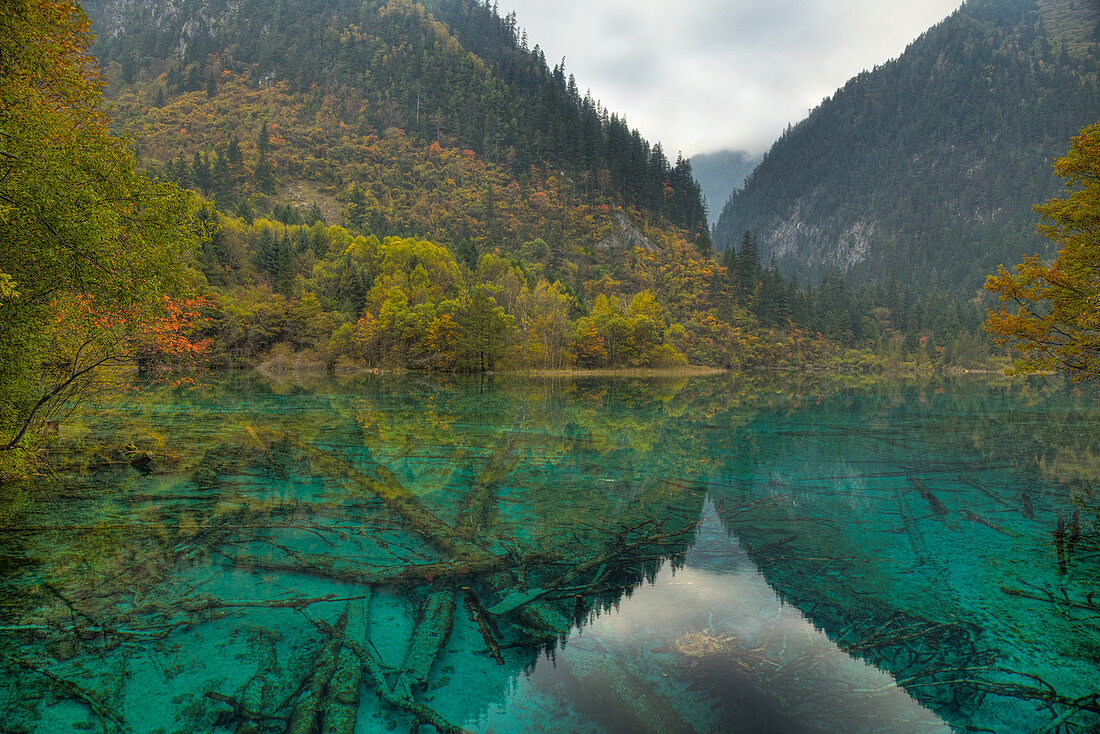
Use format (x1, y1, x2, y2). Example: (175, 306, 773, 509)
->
(254, 228, 295, 295)
(453, 285, 515, 370)
(227, 136, 243, 165)
(734, 230, 760, 301)
(255, 122, 275, 193)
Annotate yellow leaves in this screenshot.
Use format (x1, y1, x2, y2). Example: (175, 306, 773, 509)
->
(985, 121, 1100, 380)
(628, 290, 664, 325)
(0, 272, 19, 301)
(352, 311, 382, 357)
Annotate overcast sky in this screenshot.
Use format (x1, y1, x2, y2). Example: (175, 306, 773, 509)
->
(495, 0, 965, 157)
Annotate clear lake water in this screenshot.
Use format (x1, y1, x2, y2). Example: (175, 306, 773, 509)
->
(1, 372, 1097, 733)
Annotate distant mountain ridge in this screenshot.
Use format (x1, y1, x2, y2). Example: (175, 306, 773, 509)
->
(713, 0, 1100, 293)
(689, 150, 760, 227)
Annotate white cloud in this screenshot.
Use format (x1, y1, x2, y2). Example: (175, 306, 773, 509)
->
(496, 0, 964, 156)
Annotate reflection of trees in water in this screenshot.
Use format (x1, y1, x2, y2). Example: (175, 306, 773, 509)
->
(709, 378, 1100, 732)
(1, 372, 1096, 731)
(0, 374, 714, 732)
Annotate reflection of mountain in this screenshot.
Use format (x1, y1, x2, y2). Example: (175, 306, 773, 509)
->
(496, 503, 949, 733)
(0, 373, 713, 732)
(1, 374, 1096, 732)
(705, 386, 1100, 733)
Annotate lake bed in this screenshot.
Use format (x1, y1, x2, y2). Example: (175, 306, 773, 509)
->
(1, 373, 1097, 733)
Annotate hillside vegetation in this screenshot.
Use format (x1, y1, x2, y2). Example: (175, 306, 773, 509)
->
(77, 0, 1014, 376)
(89, 0, 710, 252)
(83, 0, 871, 373)
(713, 0, 1100, 293)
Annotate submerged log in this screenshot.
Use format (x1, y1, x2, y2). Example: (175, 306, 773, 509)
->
(910, 477, 948, 516)
(177, 593, 368, 614)
(231, 550, 509, 587)
(393, 591, 456, 700)
(462, 587, 504, 665)
(1020, 491, 1036, 519)
(4, 654, 126, 730)
(959, 509, 1015, 536)
(285, 608, 348, 734)
(308, 617, 470, 734)
(320, 597, 370, 734)
(205, 692, 288, 731)
(320, 648, 363, 734)
(1000, 585, 1100, 614)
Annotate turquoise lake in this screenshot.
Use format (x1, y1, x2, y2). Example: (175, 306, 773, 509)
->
(1, 372, 1097, 733)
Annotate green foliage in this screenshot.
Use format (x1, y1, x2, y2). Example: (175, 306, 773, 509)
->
(714, 0, 1100, 294)
(85, 0, 709, 247)
(0, 0, 201, 470)
(188, 209, 898, 372)
(54, 0, 998, 381)
(452, 286, 516, 370)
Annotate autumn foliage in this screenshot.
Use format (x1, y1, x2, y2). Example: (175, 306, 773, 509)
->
(986, 121, 1100, 380)
(0, 1, 201, 463)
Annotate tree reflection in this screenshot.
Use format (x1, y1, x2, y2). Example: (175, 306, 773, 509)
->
(0, 373, 1095, 732)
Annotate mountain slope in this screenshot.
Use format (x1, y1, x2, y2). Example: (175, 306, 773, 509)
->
(75, 0, 837, 374)
(86, 0, 710, 250)
(712, 0, 1100, 292)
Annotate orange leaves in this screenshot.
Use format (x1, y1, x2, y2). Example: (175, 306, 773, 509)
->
(50, 293, 212, 370)
(528, 190, 551, 211)
(139, 296, 213, 360)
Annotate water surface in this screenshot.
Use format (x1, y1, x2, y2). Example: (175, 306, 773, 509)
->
(1, 373, 1097, 732)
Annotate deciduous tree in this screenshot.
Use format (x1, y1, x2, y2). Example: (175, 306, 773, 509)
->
(985, 122, 1100, 380)
(0, 1, 201, 468)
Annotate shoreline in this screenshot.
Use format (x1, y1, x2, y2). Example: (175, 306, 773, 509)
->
(250, 357, 1012, 380)
(512, 366, 727, 378)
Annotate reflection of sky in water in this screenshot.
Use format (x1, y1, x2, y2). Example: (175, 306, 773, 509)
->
(472, 501, 949, 733)
(5, 375, 1097, 732)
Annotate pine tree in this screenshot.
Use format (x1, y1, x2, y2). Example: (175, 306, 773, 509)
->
(254, 229, 295, 295)
(735, 230, 760, 301)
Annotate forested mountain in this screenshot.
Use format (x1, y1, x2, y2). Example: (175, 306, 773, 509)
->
(85, 0, 710, 250)
(75, 0, 851, 374)
(712, 0, 1100, 293)
(688, 150, 760, 227)
(69, 0, 1014, 375)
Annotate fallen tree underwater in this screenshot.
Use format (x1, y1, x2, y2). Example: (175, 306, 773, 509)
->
(3, 416, 1099, 734)
(0, 425, 707, 733)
